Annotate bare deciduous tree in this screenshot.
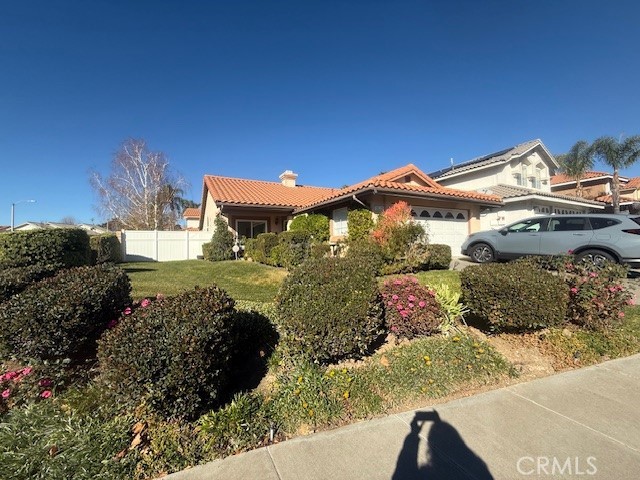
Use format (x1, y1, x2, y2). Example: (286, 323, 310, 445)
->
(90, 138, 187, 230)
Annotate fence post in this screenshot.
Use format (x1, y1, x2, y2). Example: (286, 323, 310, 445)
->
(154, 230, 159, 261)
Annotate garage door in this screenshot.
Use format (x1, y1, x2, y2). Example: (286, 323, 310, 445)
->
(412, 207, 469, 256)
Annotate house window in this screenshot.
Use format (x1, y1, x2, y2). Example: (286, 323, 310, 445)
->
(513, 173, 525, 186)
(333, 208, 348, 236)
(236, 220, 267, 239)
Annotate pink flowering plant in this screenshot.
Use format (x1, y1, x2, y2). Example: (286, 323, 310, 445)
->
(0, 363, 63, 415)
(381, 275, 444, 339)
(565, 271, 632, 330)
(106, 294, 161, 329)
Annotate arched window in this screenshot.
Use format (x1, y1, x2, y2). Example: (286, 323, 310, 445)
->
(456, 213, 465, 220)
(420, 211, 430, 218)
(433, 211, 443, 218)
(445, 212, 454, 219)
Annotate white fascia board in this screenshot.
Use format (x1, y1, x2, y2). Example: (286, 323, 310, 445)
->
(502, 195, 605, 209)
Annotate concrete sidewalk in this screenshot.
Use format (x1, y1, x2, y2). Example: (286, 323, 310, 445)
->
(167, 355, 640, 480)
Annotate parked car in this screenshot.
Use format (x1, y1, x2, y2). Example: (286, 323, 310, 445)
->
(461, 214, 640, 267)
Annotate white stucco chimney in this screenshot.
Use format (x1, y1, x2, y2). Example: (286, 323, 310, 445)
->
(279, 170, 298, 187)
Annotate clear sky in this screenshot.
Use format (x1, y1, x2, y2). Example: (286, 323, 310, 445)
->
(1, 0, 639, 226)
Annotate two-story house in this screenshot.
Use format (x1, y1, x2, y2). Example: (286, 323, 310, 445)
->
(551, 172, 639, 212)
(430, 139, 605, 230)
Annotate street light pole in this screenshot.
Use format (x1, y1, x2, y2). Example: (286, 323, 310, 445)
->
(10, 199, 36, 232)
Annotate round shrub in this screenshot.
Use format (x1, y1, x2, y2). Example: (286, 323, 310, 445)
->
(89, 234, 122, 264)
(426, 244, 452, 270)
(276, 257, 385, 364)
(460, 262, 568, 331)
(97, 286, 237, 420)
(345, 237, 386, 275)
(381, 276, 444, 339)
(347, 209, 375, 242)
(289, 214, 330, 242)
(0, 265, 131, 360)
(0, 263, 59, 304)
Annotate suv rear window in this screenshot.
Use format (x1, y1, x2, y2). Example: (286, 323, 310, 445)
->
(631, 217, 640, 227)
(589, 217, 622, 229)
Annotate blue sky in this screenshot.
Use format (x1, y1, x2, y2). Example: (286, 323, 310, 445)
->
(1, 0, 639, 226)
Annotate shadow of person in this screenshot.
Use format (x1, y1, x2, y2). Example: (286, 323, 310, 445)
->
(392, 410, 494, 480)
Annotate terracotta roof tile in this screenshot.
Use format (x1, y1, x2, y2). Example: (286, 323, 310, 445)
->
(625, 177, 640, 189)
(594, 194, 636, 205)
(182, 208, 201, 218)
(550, 171, 613, 185)
(203, 175, 337, 208)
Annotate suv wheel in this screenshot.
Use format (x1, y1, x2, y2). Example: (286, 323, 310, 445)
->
(470, 243, 495, 263)
(576, 249, 616, 268)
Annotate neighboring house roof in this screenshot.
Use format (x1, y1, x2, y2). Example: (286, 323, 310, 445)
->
(623, 177, 640, 189)
(551, 171, 629, 186)
(481, 184, 606, 207)
(202, 174, 338, 209)
(183, 207, 201, 219)
(430, 139, 557, 179)
(594, 194, 637, 205)
(296, 164, 503, 213)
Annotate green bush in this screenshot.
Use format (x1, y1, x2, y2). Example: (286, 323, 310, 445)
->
(0, 265, 131, 361)
(381, 276, 444, 339)
(272, 231, 312, 270)
(460, 263, 568, 331)
(289, 214, 330, 242)
(276, 257, 385, 364)
(310, 243, 331, 259)
(345, 237, 386, 275)
(347, 209, 375, 242)
(0, 264, 59, 304)
(97, 286, 237, 420)
(203, 215, 235, 262)
(252, 233, 279, 264)
(426, 244, 451, 270)
(89, 234, 122, 264)
(0, 228, 91, 269)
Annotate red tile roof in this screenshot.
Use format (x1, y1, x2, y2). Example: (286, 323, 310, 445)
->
(297, 165, 502, 211)
(625, 177, 640, 189)
(594, 194, 636, 204)
(182, 208, 201, 218)
(550, 171, 612, 185)
(203, 175, 337, 208)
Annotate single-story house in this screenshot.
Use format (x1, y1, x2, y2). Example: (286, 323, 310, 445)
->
(430, 139, 605, 230)
(198, 165, 503, 255)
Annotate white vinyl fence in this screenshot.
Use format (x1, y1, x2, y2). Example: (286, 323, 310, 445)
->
(118, 230, 212, 262)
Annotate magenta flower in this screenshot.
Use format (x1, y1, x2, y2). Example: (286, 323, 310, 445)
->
(418, 301, 426, 308)
(399, 310, 409, 317)
(1, 389, 10, 399)
(107, 319, 118, 328)
(21, 367, 33, 376)
(390, 325, 399, 332)
(393, 279, 402, 285)
(396, 304, 404, 311)
(141, 298, 151, 308)
(123, 307, 132, 315)
(570, 287, 578, 294)
(392, 294, 399, 301)
(408, 295, 416, 302)
(40, 390, 52, 399)
(629, 298, 636, 306)
(408, 303, 414, 308)
(589, 272, 598, 278)
(39, 378, 52, 388)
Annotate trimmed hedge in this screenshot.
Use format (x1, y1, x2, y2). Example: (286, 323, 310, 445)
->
(345, 237, 386, 275)
(460, 263, 568, 331)
(252, 233, 279, 264)
(0, 264, 131, 360)
(0, 264, 59, 304)
(426, 244, 451, 270)
(347, 209, 375, 242)
(0, 229, 91, 269)
(89, 234, 122, 264)
(270, 231, 313, 270)
(289, 214, 330, 242)
(276, 257, 385, 364)
(98, 286, 237, 420)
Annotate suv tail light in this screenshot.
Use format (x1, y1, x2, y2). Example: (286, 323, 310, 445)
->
(622, 229, 640, 235)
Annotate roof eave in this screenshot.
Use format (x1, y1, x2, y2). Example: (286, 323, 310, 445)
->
(502, 195, 606, 209)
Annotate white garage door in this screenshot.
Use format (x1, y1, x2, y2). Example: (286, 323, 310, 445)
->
(412, 207, 469, 256)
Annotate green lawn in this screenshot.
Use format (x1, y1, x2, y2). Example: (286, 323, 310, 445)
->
(122, 260, 288, 302)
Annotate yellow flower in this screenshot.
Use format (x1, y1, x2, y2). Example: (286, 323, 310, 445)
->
(303, 402, 308, 408)
(342, 368, 347, 374)
(423, 355, 430, 362)
(294, 388, 301, 396)
(308, 409, 314, 416)
(478, 348, 485, 354)
(428, 379, 434, 384)
(329, 370, 336, 377)
(452, 336, 460, 342)
(343, 391, 350, 399)
(297, 376, 303, 384)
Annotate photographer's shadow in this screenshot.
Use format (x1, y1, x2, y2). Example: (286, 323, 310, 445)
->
(392, 410, 494, 480)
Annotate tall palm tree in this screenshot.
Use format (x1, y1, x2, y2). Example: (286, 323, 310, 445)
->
(591, 135, 640, 213)
(556, 140, 594, 198)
